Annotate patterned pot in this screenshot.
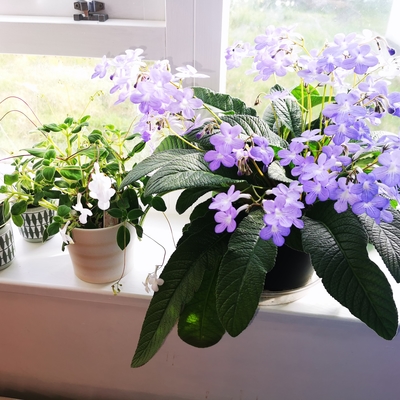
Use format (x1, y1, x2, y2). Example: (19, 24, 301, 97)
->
(18, 206, 55, 242)
(0, 222, 15, 271)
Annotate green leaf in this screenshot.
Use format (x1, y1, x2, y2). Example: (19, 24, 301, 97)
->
(178, 246, 227, 348)
(155, 136, 191, 152)
(117, 224, 130, 250)
(107, 208, 124, 219)
(131, 211, 228, 368)
(57, 205, 71, 217)
(221, 114, 288, 149)
(303, 201, 398, 340)
(358, 211, 400, 283)
(134, 224, 143, 239)
(267, 161, 293, 183)
(151, 196, 167, 212)
(122, 188, 139, 211)
(23, 148, 47, 158)
(88, 131, 106, 144)
(122, 149, 246, 196)
(11, 200, 27, 216)
(291, 84, 330, 108)
(193, 86, 256, 116)
(129, 141, 146, 156)
(4, 172, 19, 186)
(216, 209, 277, 336)
(176, 188, 211, 214)
(46, 222, 61, 236)
(263, 84, 302, 138)
(59, 166, 83, 181)
(11, 214, 24, 227)
(42, 123, 62, 132)
(43, 149, 57, 161)
(127, 208, 144, 221)
(42, 166, 56, 182)
(54, 180, 70, 189)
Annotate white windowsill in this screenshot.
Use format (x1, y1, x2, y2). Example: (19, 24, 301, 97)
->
(1, 209, 398, 323)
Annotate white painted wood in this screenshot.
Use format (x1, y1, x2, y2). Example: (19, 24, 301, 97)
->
(0, 217, 399, 399)
(0, 0, 228, 90)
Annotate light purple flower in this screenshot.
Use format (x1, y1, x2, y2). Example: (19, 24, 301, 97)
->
(209, 185, 242, 212)
(214, 206, 238, 233)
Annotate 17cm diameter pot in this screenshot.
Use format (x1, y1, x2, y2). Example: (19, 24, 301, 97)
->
(67, 223, 135, 284)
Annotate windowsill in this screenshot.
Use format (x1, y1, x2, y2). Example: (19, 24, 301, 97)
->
(1, 209, 398, 322)
(0, 15, 165, 28)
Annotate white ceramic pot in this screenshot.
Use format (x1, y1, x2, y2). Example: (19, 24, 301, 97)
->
(18, 206, 55, 242)
(67, 223, 135, 284)
(0, 221, 16, 271)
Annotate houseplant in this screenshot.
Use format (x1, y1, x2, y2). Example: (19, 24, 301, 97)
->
(0, 196, 15, 270)
(1, 106, 166, 284)
(95, 26, 400, 367)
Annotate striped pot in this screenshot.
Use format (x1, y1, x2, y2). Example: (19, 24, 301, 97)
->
(0, 222, 15, 271)
(18, 206, 55, 243)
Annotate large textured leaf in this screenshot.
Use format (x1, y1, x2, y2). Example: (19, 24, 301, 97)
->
(359, 211, 400, 283)
(121, 149, 203, 187)
(303, 201, 398, 340)
(178, 235, 228, 348)
(193, 86, 256, 116)
(216, 209, 277, 337)
(144, 153, 247, 196)
(155, 136, 191, 152)
(263, 84, 303, 138)
(221, 114, 288, 149)
(267, 161, 293, 183)
(131, 211, 229, 367)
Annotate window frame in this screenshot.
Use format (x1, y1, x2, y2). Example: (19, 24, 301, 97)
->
(0, 0, 230, 91)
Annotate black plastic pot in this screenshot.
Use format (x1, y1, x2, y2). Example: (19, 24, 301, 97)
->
(263, 245, 314, 291)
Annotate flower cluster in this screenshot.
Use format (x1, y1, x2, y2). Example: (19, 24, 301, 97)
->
(202, 25, 400, 246)
(93, 51, 208, 145)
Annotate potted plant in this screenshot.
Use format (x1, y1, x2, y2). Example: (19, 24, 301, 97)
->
(94, 26, 400, 367)
(0, 196, 15, 270)
(2, 111, 166, 285)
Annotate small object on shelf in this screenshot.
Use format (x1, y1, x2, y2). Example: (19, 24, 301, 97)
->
(73, 1, 108, 22)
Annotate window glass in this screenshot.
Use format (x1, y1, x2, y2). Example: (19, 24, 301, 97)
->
(227, 0, 397, 112)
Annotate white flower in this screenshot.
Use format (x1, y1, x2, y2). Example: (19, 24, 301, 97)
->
(88, 162, 116, 211)
(72, 193, 93, 224)
(60, 221, 74, 245)
(174, 65, 209, 79)
(143, 272, 164, 293)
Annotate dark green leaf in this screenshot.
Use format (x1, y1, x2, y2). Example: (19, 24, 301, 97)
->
(359, 211, 400, 283)
(117, 224, 131, 250)
(129, 141, 146, 156)
(11, 200, 27, 215)
(131, 210, 228, 368)
(176, 188, 211, 214)
(178, 244, 227, 348)
(107, 208, 124, 219)
(151, 196, 167, 212)
(59, 166, 83, 181)
(127, 209, 144, 221)
(57, 205, 71, 217)
(303, 201, 398, 340)
(11, 214, 24, 227)
(42, 166, 56, 181)
(193, 86, 256, 116)
(221, 114, 288, 149)
(216, 209, 277, 336)
(46, 222, 61, 236)
(155, 136, 191, 152)
(43, 149, 57, 161)
(134, 224, 143, 239)
(42, 123, 61, 132)
(122, 188, 139, 211)
(23, 148, 47, 158)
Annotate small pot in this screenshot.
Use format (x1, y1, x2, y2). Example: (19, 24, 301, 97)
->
(0, 222, 16, 271)
(18, 206, 55, 242)
(67, 223, 135, 284)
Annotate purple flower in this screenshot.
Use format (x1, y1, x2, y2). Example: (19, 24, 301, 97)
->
(352, 195, 390, 224)
(341, 44, 379, 75)
(249, 136, 274, 166)
(259, 223, 291, 247)
(168, 87, 203, 119)
(329, 178, 359, 213)
(204, 150, 236, 171)
(292, 129, 323, 143)
(278, 141, 306, 166)
(209, 185, 242, 212)
(210, 122, 244, 154)
(214, 207, 238, 233)
(375, 149, 400, 187)
(350, 172, 379, 202)
(322, 92, 366, 124)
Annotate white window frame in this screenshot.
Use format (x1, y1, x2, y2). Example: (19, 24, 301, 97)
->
(0, 0, 230, 91)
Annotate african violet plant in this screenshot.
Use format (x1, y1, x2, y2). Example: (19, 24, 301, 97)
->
(95, 26, 400, 367)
